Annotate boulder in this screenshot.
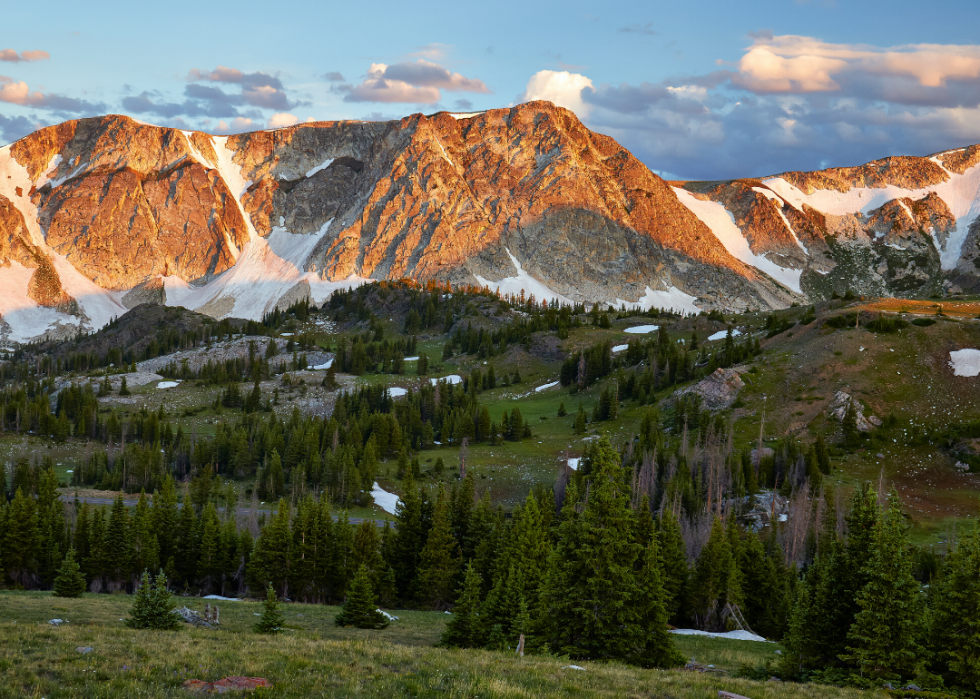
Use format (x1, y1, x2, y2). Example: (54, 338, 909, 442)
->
(826, 391, 882, 432)
(675, 368, 745, 411)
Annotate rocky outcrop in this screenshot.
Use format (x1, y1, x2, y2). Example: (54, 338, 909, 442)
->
(776, 155, 950, 194)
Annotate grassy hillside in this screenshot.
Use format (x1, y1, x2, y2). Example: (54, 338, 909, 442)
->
(0, 591, 878, 699)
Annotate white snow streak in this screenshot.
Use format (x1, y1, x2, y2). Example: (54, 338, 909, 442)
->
(752, 186, 807, 253)
(614, 285, 701, 315)
(306, 158, 334, 178)
(707, 329, 742, 342)
(475, 249, 572, 305)
(535, 381, 560, 392)
(672, 187, 803, 293)
(623, 325, 659, 334)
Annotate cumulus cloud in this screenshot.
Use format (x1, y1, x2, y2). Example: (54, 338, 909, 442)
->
(0, 49, 49, 62)
(521, 70, 594, 117)
(343, 60, 489, 104)
(268, 112, 298, 128)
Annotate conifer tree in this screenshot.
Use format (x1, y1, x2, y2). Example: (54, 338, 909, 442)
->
(636, 535, 686, 666)
(130, 491, 159, 586)
(335, 564, 389, 629)
(126, 570, 180, 630)
(104, 494, 132, 589)
(4, 488, 40, 588)
(119, 376, 130, 396)
(538, 436, 676, 664)
(657, 510, 689, 625)
(247, 499, 292, 596)
(441, 562, 484, 648)
(842, 490, 925, 678)
(253, 583, 285, 633)
(389, 471, 427, 600)
(689, 516, 742, 630)
(53, 548, 86, 598)
(573, 404, 587, 434)
(929, 524, 980, 690)
(415, 487, 461, 609)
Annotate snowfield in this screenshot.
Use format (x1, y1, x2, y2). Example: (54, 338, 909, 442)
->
(763, 157, 980, 271)
(535, 381, 560, 392)
(387, 387, 408, 398)
(949, 349, 980, 377)
(614, 285, 701, 315)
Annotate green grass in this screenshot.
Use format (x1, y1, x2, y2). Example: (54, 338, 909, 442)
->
(0, 591, 880, 699)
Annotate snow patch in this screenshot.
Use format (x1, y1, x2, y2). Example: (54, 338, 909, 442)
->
(202, 595, 241, 602)
(673, 187, 803, 293)
(449, 112, 485, 120)
(567, 458, 581, 470)
(430, 374, 463, 385)
(535, 381, 560, 392)
(156, 381, 179, 389)
(624, 325, 659, 334)
(388, 387, 408, 398)
(671, 629, 769, 643)
(403, 356, 419, 361)
(371, 482, 401, 515)
(614, 285, 701, 315)
(949, 349, 980, 377)
(309, 359, 334, 370)
(474, 249, 572, 306)
(612, 344, 628, 353)
(707, 329, 742, 342)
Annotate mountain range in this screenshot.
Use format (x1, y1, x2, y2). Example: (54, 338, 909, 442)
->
(2, 100, 979, 343)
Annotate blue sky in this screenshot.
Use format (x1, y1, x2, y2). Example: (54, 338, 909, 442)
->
(3, 0, 980, 179)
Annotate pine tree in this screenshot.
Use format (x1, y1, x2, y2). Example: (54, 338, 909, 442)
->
(247, 499, 292, 596)
(441, 562, 485, 648)
(636, 535, 686, 666)
(119, 376, 130, 396)
(130, 491, 159, 586)
(253, 583, 285, 633)
(415, 487, 461, 609)
(573, 404, 587, 434)
(53, 548, 86, 598)
(389, 471, 427, 600)
(103, 494, 132, 589)
(4, 487, 39, 588)
(335, 565, 389, 629)
(126, 570, 181, 630)
(842, 490, 925, 679)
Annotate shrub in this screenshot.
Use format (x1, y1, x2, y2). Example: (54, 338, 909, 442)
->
(911, 318, 936, 327)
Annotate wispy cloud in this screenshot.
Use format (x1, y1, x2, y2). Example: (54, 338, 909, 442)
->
(341, 60, 490, 104)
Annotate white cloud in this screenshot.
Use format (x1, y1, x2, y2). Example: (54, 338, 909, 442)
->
(521, 70, 594, 117)
(268, 112, 298, 128)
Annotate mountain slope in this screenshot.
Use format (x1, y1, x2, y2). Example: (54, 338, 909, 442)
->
(2, 102, 979, 343)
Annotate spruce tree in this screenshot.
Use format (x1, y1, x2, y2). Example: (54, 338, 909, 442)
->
(335, 565, 389, 629)
(689, 516, 742, 630)
(53, 548, 86, 598)
(126, 570, 181, 630)
(415, 487, 461, 609)
(657, 510, 689, 625)
(442, 562, 485, 648)
(247, 499, 292, 596)
(119, 376, 130, 396)
(538, 436, 675, 664)
(636, 535, 685, 666)
(253, 583, 286, 633)
(841, 490, 924, 678)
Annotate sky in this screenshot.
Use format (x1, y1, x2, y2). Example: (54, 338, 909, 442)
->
(2, 0, 980, 180)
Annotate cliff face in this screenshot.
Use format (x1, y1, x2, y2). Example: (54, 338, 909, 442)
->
(2, 101, 980, 343)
